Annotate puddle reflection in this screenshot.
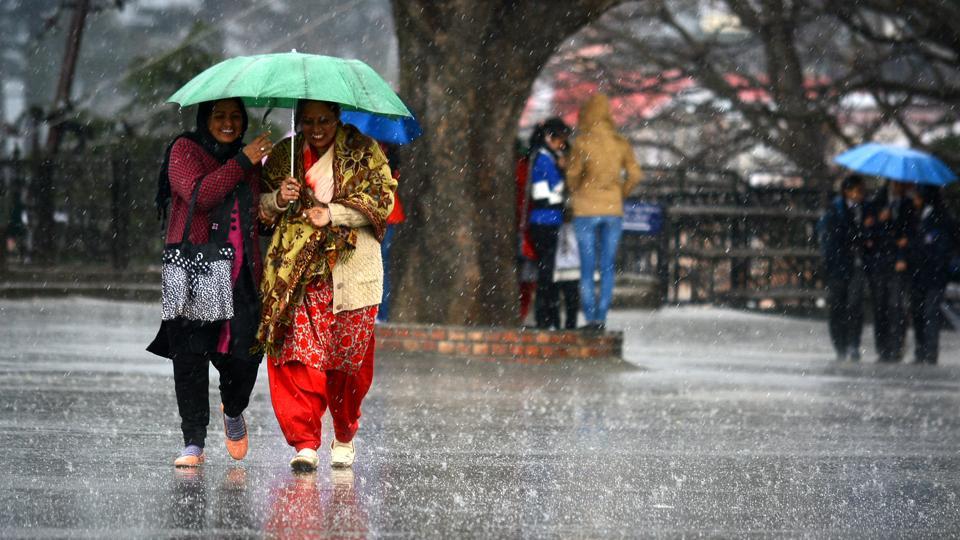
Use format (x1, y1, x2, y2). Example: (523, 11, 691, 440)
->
(266, 469, 368, 538)
(170, 467, 206, 532)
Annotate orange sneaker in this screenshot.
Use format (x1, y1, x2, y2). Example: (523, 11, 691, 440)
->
(221, 404, 249, 460)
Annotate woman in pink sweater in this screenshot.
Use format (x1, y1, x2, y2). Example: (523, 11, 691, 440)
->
(147, 98, 273, 468)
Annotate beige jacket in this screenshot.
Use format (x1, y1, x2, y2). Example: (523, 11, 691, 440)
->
(260, 192, 384, 314)
(565, 94, 643, 217)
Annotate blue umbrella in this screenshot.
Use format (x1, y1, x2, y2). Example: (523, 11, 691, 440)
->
(834, 143, 957, 186)
(341, 110, 422, 145)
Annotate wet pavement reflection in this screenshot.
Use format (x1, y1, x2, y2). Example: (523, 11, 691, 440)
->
(1, 299, 959, 536)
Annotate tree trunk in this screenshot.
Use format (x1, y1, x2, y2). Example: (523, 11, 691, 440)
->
(389, 0, 622, 325)
(759, 1, 832, 190)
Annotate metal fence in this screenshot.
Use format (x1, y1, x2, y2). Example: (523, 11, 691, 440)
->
(0, 147, 162, 270)
(620, 167, 831, 309)
(1, 153, 831, 310)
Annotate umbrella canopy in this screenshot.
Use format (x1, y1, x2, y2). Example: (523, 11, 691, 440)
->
(167, 51, 412, 118)
(834, 143, 957, 186)
(340, 110, 422, 145)
(168, 51, 412, 177)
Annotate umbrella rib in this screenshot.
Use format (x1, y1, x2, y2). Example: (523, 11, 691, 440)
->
(301, 55, 309, 105)
(346, 61, 376, 113)
(221, 56, 265, 101)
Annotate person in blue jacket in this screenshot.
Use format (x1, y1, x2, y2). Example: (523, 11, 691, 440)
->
(862, 180, 914, 362)
(819, 174, 867, 361)
(908, 185, 959, 365)
(527, 118, 571, 330)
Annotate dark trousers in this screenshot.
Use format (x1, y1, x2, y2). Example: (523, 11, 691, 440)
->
(173, 352, 261, 448)
(529, 224, 561, 329)
(377, 225, 395, 322)
(557, 280, 580, 330)
(827, 268, 865, 358)
(911, 286, 945, 365)
(867, 270, 908, 362)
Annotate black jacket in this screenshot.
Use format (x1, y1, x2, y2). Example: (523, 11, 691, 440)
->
(909, 205, 959, 291)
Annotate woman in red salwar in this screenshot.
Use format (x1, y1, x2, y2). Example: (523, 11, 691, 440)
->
(258, 100, 396, 471)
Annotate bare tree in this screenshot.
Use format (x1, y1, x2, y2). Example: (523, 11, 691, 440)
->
(549, 0, 960, 187)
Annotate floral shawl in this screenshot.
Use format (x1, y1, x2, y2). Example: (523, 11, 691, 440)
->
(257, 124, 396, 355)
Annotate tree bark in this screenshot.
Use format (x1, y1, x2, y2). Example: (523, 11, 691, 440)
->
(389, 0, 623, 325)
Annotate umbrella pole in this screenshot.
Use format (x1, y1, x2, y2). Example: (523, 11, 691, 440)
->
(290, 109, 295, 179)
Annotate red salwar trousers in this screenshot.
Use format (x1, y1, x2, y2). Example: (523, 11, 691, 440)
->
(268, 279, 377, 452)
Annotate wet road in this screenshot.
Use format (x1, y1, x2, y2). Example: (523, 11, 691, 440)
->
(1, 298, 959, 537)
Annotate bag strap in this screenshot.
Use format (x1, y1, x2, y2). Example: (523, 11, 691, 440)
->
(180, 176, 206, 243)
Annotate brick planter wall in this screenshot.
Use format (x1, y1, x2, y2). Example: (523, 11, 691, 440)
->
(375, 323, 623, 363)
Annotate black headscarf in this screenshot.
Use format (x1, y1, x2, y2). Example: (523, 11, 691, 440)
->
(527, 116, 571, 161)
(155, 98, 249, 226)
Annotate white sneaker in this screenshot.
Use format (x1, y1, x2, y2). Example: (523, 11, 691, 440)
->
(330, 439, 355, 468)
(290, 448, 319, 472)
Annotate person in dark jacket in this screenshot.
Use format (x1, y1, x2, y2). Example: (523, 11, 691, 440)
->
(527, 118, 571, 330)
(908, 185, 958, 365)
(863, 180, 913, 362)
(819, 174, 867, 361)
(147, 98, 274, 468)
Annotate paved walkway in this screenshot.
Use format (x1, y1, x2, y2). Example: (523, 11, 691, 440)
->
(1, 298, 958, 537)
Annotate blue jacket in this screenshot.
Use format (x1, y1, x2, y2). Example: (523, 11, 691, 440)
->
(528, 148, 564, 226)
(909, 205, 959, 291)
(818, 196, 866, 280)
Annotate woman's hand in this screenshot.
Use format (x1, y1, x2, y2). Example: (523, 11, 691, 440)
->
(277, 176, 301, 206)
(302, 205, 331, 228)
(242, 132, 274, 162)
(258, 205, 278, 226)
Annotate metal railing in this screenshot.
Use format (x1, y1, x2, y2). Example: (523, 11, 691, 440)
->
(620, 167, 830, 308)
(0, 148, 162, 271)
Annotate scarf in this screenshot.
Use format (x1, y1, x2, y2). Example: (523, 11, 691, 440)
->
(155, 99, 248, 226)
(304, 144, 335, 203)
(256, 124, 395, 355)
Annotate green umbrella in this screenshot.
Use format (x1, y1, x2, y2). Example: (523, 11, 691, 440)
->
(168, 50, 412, 175)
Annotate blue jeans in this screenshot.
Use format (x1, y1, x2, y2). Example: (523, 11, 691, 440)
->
(377, 225, 395, 322)
(573, 216, 623, 324)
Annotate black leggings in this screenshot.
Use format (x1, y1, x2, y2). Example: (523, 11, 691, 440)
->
(529, 224, 560, 329)
(172, 352, 261, 448)
(557, 280, 580, 330)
